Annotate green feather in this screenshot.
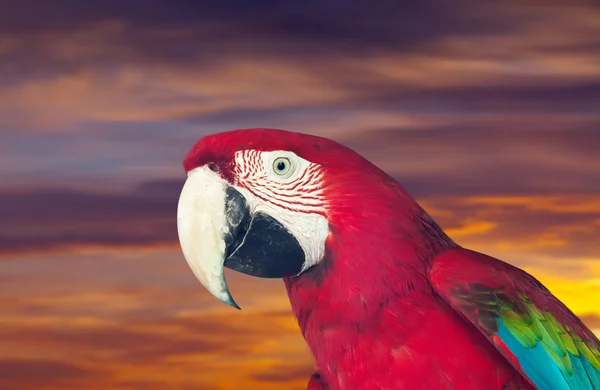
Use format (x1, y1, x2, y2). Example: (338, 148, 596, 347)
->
(548, 313, 579, 356)
(576, 337, 600, 371)
(450, 283, 600, 387)
(491, 294, 600, 376)
(503, 319, 538, 348)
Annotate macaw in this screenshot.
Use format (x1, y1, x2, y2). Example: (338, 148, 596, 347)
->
(176, 128, 600, 390)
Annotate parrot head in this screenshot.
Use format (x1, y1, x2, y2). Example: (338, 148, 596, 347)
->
(177, 128, 425, 309)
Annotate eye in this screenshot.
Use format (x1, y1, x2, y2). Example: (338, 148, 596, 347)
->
(272, 157, 291, 176)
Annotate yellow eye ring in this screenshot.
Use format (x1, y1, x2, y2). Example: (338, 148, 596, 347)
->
(273, 157, 291, 176)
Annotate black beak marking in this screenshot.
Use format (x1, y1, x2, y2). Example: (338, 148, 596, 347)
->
(223, 187, 306, 278)
(224, 186, 251, 258)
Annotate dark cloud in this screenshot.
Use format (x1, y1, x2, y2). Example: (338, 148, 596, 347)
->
(2, 0, 598, 84)
(0, 185, 177, 225)
(0, 0, 502, 42)
(0, 0, 474, 85)
(134, 178, 186, 196)
(0, 359, 90, 380)
(352, 82, 600, 114)
(337, 120, 600, 198)
(184, 81, 600, 126)
(0, 184, 181, 254)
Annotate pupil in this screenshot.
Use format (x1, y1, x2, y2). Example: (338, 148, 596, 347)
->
(277, 161, 286, 171)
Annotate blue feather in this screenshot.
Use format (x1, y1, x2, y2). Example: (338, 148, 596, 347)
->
(582, 358, 600, 389)
(497, 319, 600, 390)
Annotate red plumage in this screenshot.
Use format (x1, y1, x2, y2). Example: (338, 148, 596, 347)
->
(184, 128, 598, 390)
(282, 197, 534, 389)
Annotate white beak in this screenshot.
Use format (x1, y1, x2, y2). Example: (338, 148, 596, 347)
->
(176, 167, 240, 309)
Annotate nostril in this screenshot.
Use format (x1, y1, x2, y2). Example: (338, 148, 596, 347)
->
(208, 163, 219, 172)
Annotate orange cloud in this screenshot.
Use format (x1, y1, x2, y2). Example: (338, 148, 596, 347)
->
(420, 195, 600, 259)
(0, 248, 313, 390)
(460, 195, 600, 214)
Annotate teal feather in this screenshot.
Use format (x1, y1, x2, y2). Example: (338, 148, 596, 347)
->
(497, 319, 600, 389)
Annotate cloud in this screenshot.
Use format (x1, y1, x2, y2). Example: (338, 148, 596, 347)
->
(0, 312, 298, 365)
(1, 4, 598, 193)
(0, 0, 515, 64)
(0, 359, 92, 380)
(337, 117, 600, 196)
(0, 359, 102, 390)
(0, 249, 312, 389)
(580, 314, 600, 329)
(1, 0, 597, 60)
(0, 0, 598, 132)
(0, 184, 180, 255)
(422, 195, 600, 263)
(251, 363, 315, 383)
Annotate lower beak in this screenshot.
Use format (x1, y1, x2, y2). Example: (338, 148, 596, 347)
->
(177, 166, 306, 309)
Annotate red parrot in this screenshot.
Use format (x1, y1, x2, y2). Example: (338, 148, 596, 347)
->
(176, 128, 600, 390)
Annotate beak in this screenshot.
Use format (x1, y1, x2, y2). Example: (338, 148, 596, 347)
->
(177, 166, 306, 309)
(176, 167, 242, 309)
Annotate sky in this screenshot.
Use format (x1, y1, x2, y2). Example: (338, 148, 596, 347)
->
(1, 0, 600, 389)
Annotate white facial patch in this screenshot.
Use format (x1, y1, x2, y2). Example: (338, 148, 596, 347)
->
(233, 150, 329, 272)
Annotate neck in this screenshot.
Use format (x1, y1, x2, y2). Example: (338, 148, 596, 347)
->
(283, 183, 455, 380)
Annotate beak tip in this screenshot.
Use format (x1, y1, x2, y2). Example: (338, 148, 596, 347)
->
(223, 296, 242, 310)
(215, 288, 241, 310)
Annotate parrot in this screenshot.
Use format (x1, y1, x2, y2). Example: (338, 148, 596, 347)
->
(176, 128, 600, 390)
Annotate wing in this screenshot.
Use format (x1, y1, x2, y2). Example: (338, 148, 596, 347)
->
(429, 248, 600, 390)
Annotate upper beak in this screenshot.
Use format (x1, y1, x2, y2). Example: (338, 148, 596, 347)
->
(176, 167, 244, 309)
(177, 166, 307, 309)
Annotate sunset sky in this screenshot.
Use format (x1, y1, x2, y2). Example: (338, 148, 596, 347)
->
(1, 1, 600, 389)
